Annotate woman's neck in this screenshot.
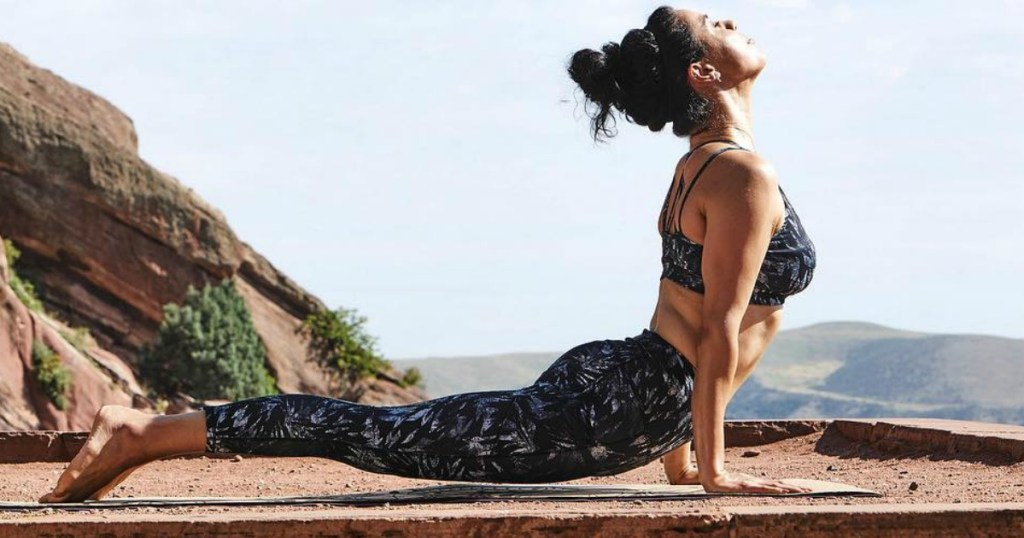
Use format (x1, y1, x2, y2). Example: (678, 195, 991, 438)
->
(689, 84, 756, 152)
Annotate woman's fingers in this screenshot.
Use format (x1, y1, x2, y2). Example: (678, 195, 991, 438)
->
(703, 470, 817, 495)
(746, 473, 810, 494)
(773, 480, 813, 494)
(742, 478, 808, 494)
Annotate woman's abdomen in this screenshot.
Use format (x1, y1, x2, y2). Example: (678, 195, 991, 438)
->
(651, 278, 784, 376)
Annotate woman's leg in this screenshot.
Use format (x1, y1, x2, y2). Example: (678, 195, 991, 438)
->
(39, 405, 207, 503)
(40, 329, 695, 502)
(201, 390, 603, 483)
(194, 337, 670, 484)
(41, 387, 573, 503)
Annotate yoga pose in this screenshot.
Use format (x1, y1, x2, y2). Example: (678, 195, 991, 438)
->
(39, 5, 816, 503)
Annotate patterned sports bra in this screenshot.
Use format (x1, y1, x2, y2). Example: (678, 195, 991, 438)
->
(659, 139, 817, 306)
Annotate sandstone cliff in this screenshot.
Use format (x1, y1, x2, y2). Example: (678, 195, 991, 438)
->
(0, 232, 147, 430)
(0, 43, 425, 429)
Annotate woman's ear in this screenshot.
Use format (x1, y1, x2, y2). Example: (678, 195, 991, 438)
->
(687, 61, 722, 91)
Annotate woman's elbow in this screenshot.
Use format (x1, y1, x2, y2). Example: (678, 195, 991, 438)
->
(699, 315, 742, 343)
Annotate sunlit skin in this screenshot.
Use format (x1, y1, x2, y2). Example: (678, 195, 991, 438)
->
(39, 6, 808, 503)
(38, 405, 207, 502)
(654, 9, 809, 494)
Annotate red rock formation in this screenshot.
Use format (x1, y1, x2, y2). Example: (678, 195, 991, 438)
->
(0, 43, 426, 429)
(0, 232, 147, 430)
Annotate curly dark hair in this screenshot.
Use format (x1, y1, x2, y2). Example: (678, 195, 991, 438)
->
(568, 6, 711, 141)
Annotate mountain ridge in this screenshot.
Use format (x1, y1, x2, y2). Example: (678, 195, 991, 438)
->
(394, 322, 1024, 425)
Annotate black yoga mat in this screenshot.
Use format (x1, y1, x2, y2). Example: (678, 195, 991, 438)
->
(0, 479, 880, 511)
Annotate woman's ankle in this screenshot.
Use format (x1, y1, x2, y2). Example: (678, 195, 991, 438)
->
(140, 410, 209, 460)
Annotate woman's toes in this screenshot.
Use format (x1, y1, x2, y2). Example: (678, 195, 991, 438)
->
(88, 464, 141, 501)
(38, 491, 62, 504)
(37, 405, 150, 503)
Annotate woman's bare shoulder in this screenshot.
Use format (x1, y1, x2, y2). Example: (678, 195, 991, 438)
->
(694, 149, 779, 205)
(680, 146, 776, 185)
(715, 149, 777, 182)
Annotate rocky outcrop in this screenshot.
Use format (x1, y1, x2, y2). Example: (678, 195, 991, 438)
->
(0, 42, 425, 427)
(0, 231, 148, 430)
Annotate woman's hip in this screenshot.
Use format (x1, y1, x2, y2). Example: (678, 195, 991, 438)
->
(531, 329, 695, 446)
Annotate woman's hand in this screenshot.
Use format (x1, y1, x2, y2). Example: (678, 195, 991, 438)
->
(702, 470, 812, 495)
(667, 462, 702, 485)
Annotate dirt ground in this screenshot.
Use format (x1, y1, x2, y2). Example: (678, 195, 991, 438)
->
(2, 428, 1022, 519)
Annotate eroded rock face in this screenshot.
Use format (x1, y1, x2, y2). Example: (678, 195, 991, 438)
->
(0, 42, 426, 425)
(0, 232, 147, 430)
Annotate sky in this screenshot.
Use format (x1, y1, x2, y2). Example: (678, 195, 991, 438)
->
(1, 1, 1022, 358)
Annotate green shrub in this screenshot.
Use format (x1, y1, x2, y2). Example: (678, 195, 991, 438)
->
(32, 340, 71, 410)
(140, 279, 278, 401)
(60, 326, 97, 355)
(303, 307, 390, 381)
(399, 366, 424, 389)
(3, 239, 44, 313)
(10, 277, 43, 312)
(2, 238, 17, 267)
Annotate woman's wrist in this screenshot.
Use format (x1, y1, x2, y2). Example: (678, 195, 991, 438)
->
(698, 465, 728, 486)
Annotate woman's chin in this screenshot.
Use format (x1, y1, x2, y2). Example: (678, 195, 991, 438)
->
(753, 52, 768, 72)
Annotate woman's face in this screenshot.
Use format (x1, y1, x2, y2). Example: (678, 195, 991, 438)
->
(674, 8, 766, 87)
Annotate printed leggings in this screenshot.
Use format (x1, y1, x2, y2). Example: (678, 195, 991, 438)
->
(201, 328, 695, 483)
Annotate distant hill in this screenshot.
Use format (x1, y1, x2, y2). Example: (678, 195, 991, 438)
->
(393, 321, 1024, 425)
(394, 352, 560, 398)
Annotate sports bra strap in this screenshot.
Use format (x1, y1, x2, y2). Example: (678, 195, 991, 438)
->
(678, 146, 746, 210)
(659, 138, 751, 235)
(682, 138, 744, 162)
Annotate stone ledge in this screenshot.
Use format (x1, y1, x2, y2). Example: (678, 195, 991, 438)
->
(2, 503, 1022, 537)
(727, 502, 1024, 538)
(724, 419, 828, 447)
(0, 431, 87, 463)
(830, 418, 1024, 462)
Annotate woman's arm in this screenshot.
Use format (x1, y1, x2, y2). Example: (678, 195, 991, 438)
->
(662, 371, 764, 484)
(690, 156, 807, 494)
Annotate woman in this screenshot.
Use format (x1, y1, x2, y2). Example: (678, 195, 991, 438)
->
(39, 6, 815, 503)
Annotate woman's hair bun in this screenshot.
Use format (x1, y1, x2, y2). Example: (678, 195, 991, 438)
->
(617, 28, 669, 131)
(567, 43, 624, 133)
(567, 6, 711, 141)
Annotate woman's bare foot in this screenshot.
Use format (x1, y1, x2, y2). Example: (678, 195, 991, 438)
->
(39, 404, 209, 503)
(668, 463, 702, 486)
(38, 405, 152, 503)
(86, 463, 144, 501)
